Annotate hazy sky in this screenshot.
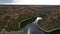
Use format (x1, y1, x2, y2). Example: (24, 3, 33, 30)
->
(0, 0, 59, 5)
(0, 0, 14, 2)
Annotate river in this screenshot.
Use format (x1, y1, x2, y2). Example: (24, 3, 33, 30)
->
(21, 17, 60, 34)
(22, 22, 46, 34)
(22, 17, 46, 34)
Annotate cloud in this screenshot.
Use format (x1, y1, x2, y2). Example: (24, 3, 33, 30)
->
(0, 0, 60, 5)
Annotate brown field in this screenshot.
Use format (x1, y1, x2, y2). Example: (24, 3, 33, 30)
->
(0, 5, 60, 32)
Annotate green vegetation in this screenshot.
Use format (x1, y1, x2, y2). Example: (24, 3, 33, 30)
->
(37, 15, 60, 31)
(0, 6, 60, 33)
(0, 12, 38, 31)
(38, 20, 60, 31)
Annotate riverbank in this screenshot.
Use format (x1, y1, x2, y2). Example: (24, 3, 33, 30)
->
(36, 23, 60, 32)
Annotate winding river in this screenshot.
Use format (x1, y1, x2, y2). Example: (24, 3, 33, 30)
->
(21, 17, 60, 34)
(22, 17, 46, 34)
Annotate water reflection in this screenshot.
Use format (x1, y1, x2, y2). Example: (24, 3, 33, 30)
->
(22, 17, 60, 34)
(22, 17, 45, 34)
(23, 22, 45, 34)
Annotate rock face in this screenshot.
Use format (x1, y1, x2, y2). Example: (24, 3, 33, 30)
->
(0, 5, 60, 32)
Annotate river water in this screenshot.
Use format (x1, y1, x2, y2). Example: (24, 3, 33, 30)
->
(23, 22, 46, 34)
(22, 18, 46, 34)
(22, 17, 60, 34)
